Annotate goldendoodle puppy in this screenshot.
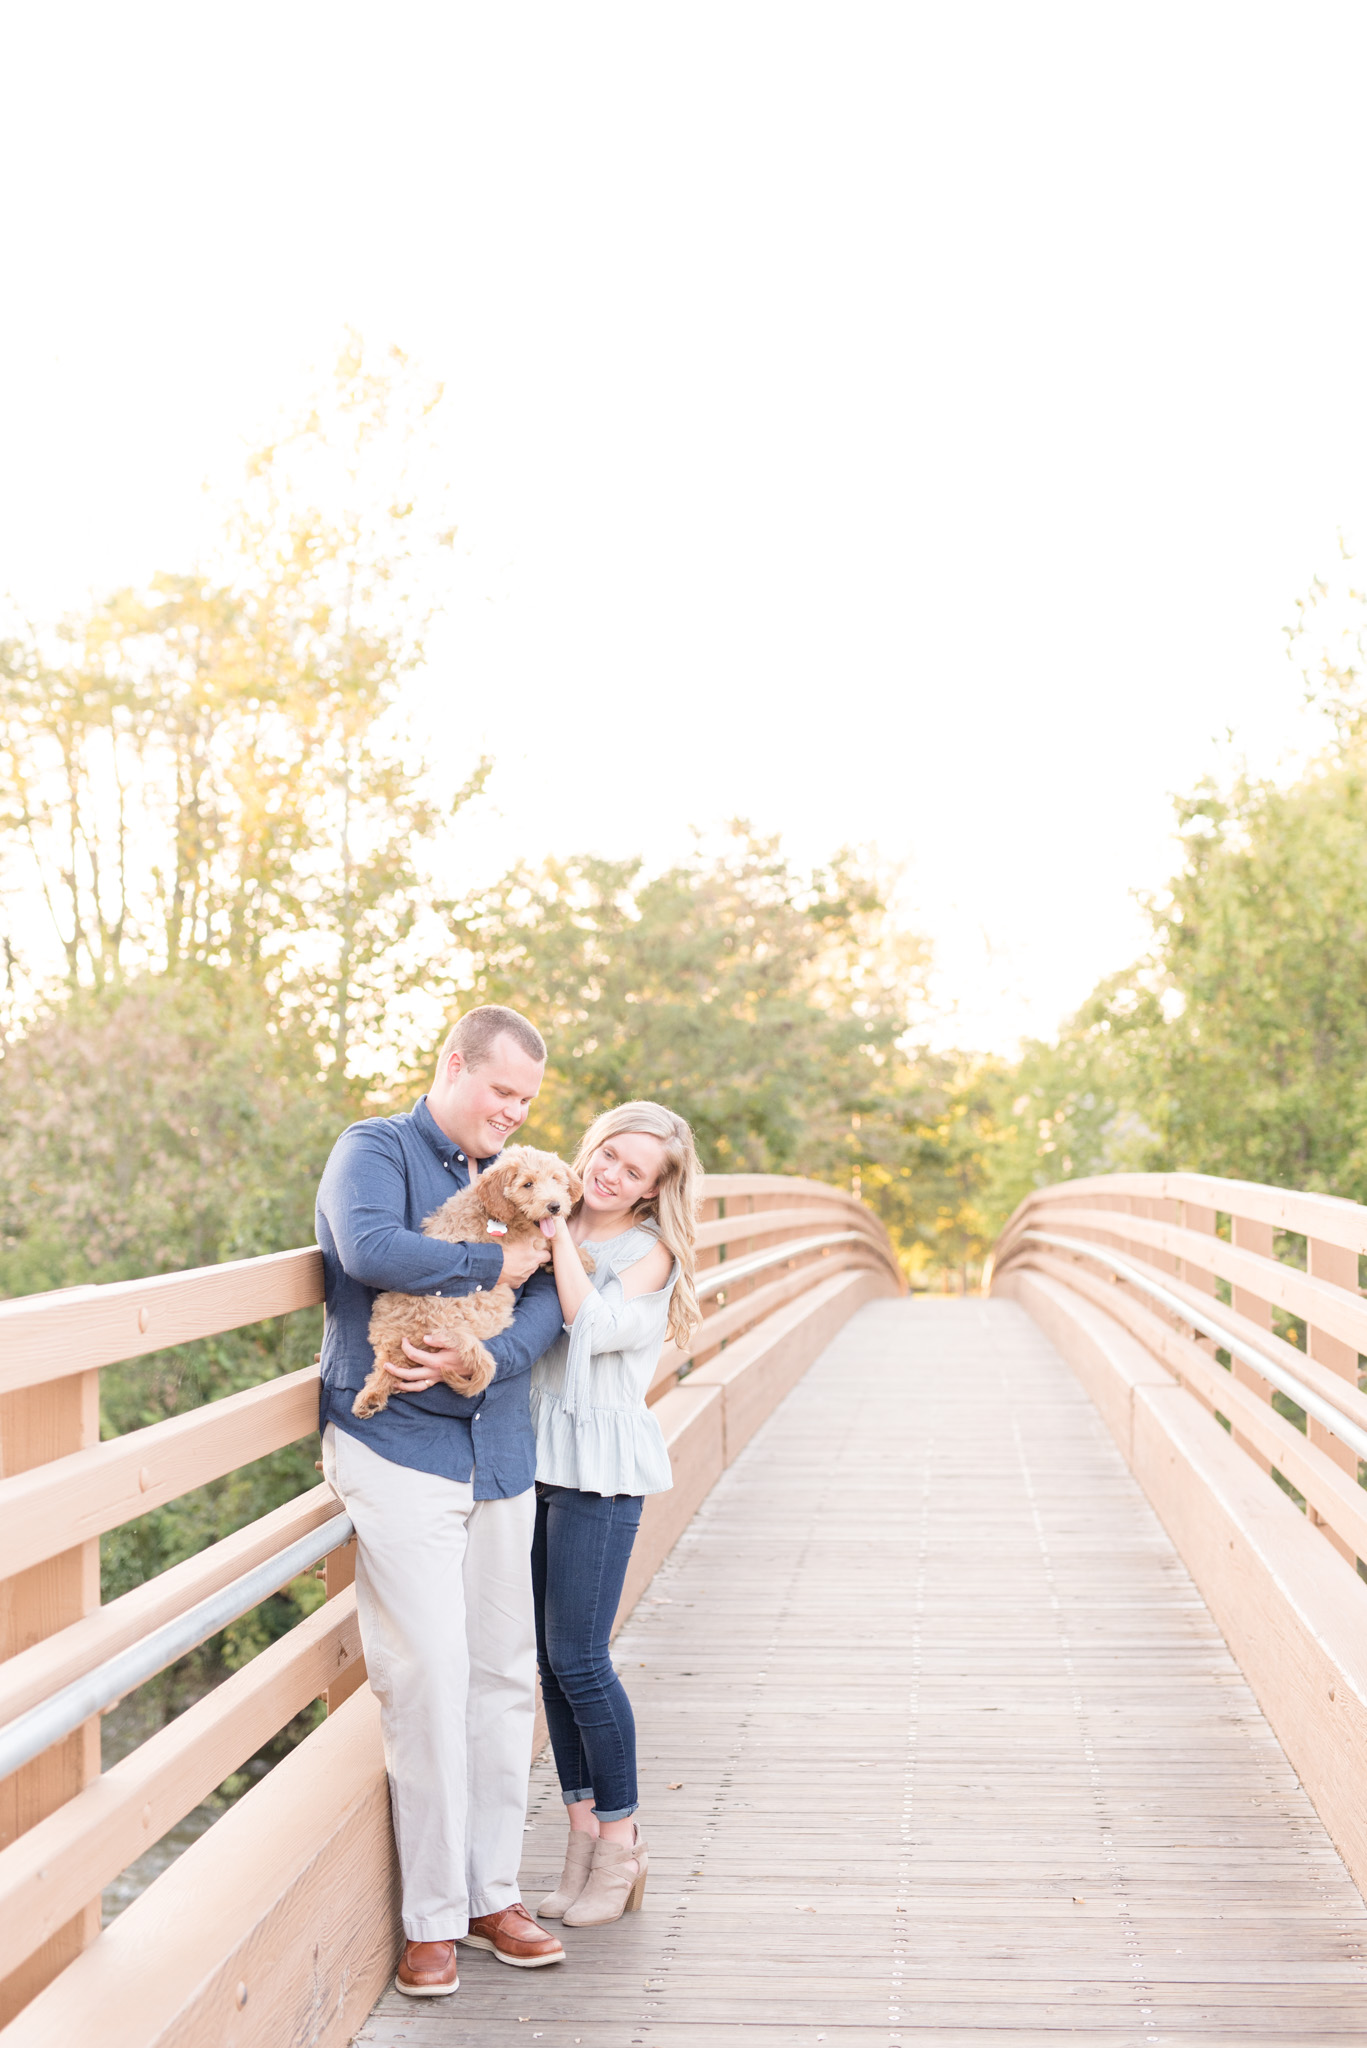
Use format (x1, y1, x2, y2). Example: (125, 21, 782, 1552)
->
(352, 1147, 589, 1417)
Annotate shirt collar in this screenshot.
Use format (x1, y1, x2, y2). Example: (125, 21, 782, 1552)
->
(412, 1096, 497, 1175)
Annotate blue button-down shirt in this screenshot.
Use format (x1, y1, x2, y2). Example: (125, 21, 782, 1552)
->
(315, 1096, 564, 1496)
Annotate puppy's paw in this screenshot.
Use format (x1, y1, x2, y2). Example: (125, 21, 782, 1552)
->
(577, 1248, 597, 1276)
(352, 1369, 392, 1419)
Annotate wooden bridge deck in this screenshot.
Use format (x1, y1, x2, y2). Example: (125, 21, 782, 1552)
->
(355, 1298, 1367, 2048)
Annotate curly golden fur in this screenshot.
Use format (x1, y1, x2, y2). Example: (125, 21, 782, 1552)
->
(352, 1147, 590, 1419)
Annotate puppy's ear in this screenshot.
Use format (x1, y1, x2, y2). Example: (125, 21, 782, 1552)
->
(564, 1165, 584, 1203)
(479, 1156, 520, 1224)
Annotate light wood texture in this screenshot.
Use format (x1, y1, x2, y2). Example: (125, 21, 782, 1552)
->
(0, 1374, 102, 2025)
(1012, 1248, 1367, 1565)
(356, 1298, 1367, 2046)
(0, 1687, 398, 2048)
(694, 1203, 886, 1254)
(1016, 1200, 1367, 1357)
(648, 1245, 886, 1396)
(324, 1538, 366, 1713)
(0, 1369, 320, 1582)
(0, 1484, 340, 1730)
(998, 1267, 1367, 1906)
(0, 1590, 362, 1974)
(688, 1266, 897, 1465)
(616, 1385, 724, 1630)
(0, 1250, 323, 1397)
(998, 1168, 1367, 1258)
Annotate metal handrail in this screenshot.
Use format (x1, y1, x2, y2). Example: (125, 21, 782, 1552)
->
(696, 1231, 870, 1300)
(1017, 1229, 1367, 1465)
(0, 1512, 355, 1782)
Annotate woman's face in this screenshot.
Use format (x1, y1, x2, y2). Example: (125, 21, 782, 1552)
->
(580, 1131, 667, 1213)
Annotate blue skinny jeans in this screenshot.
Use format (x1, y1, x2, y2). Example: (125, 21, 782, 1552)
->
(531, 1482, 644, 1822)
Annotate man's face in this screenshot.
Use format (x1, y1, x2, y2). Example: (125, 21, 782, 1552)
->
(440, 1034, 545, 1159)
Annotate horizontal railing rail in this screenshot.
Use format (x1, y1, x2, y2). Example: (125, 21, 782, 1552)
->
(989, 1167, 1367, 1915)
(1019, 1230, 1367, 1461)
(0, 1168, 903, 2042)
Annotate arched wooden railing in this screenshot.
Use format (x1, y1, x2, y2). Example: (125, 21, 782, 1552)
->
(0, 1173, 902, 2045)
(990, 1172, 1367, 1901)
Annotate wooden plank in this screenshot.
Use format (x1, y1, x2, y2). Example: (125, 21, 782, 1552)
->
(0, 1370, 319, 1582)
(688, 1267, 897, 1464)
(693, 1204, 889, 1254)
(0, 1590, 362, 1974)
(1014, 1251, 1367, 1563)
(0, 1687, 397, 2048)
(647, 1246, 884, 1395)
(615, 1385, 724, 1630)
(1020, 1199, 1367, 1361)
(0, 1374, 102, 2026)
(1001, 1170, 1367, 1259)
(0, 1485, 340, 1730)
(323, 1539, 366, 1713)
(0, 1250, 322, 1397)
(999, 1266, 1367, 1905)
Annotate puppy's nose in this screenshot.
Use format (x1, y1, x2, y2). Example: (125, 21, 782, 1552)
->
(547, 1200, 561, 1214)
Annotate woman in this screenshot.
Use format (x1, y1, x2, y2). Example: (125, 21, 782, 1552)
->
(530, 1101, 701, 1928)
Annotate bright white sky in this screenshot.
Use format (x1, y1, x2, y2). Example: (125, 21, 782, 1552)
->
(3, 2, 1365, 1053)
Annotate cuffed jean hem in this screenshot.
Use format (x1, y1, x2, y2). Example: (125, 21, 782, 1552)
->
(561, 1786, 596, 1806)
(592, 1802, 638, 1823)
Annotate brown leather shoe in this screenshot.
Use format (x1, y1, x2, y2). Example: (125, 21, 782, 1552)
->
(462, 1902, 566, 1968)
(395, 1938, 460, 1996)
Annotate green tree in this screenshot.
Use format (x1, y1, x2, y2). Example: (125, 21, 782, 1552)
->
(429, 828, 974, 1276)
(0, 337, 486, 1083)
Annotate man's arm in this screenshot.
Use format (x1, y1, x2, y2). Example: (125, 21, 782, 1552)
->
(318, 1122, 504, 1296)
(481, 1267, 565, 1385)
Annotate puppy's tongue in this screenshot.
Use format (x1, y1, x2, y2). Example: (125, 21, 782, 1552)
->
(539, 1218, 557, 1237)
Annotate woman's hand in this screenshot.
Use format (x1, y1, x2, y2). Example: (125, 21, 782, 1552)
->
(544, 1212, 594, 1322)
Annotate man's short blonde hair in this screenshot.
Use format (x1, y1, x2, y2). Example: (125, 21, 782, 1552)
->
(435, 1005, 546, 1077)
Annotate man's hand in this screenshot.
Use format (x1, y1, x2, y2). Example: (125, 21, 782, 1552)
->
(387, 1340, 450, 1394)
(498, 1234, 551, 1288)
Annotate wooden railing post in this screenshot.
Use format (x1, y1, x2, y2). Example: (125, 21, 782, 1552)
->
(0, 1372, 102, 2024)
(1226, 1214, 1275, 1477)
(1306, 1237, 1361, 1564)
(1180, 1201, 1219, 1359)
(324, 1539, 366, 1714)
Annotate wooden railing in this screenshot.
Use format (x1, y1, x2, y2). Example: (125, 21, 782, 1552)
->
(0, 1173, 902, 2046)
(991, 1171, 1367, 1900)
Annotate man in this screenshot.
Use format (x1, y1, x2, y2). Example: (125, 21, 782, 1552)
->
(316, 1005, 568, 1996)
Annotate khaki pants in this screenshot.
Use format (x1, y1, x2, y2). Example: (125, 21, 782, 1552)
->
(322, 1424, 537, 1939)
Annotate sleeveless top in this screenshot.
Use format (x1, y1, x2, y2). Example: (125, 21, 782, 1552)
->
(529, 1224, 677, 1497)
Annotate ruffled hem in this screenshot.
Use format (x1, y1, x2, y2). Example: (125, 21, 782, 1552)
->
(530, 1385, 673, 1496)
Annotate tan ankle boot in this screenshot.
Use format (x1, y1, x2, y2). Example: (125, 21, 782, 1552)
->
(561, 1824, 648, 1925)
(536, 1830, 595, 1919)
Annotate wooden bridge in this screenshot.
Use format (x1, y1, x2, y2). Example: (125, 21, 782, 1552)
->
(3, 1172, 1367, 2044)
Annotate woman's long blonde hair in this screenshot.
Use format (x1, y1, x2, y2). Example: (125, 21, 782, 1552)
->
(572, 1101, 702, 1349)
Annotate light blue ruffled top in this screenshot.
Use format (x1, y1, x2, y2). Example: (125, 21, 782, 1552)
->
(529, 1224, 677, 1497)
